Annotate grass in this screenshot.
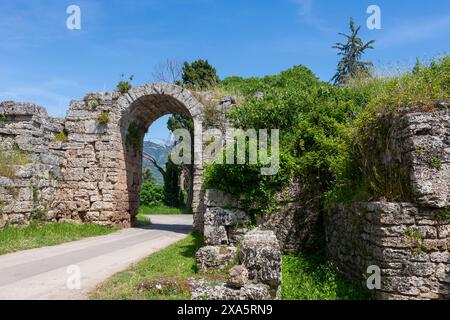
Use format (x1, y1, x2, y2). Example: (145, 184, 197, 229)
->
(132, 211, 152, 228)
(282, 252, 372, 300)
(139, 204, 192, 215)
(0, 222, 118, 255)
(349, 55, 450, 115)
(0, 149, 31, 178)
(53, 131, 68, 143)
(91, 232, 218, 300)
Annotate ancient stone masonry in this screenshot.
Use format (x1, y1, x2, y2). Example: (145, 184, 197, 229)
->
(327, 108, 450, 300)
(194, 189, 282, 300)
(0, 84, 215, 229)
(0, 102, 64, 227)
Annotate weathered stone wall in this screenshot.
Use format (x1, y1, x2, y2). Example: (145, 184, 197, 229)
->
(327, 202, 450, 299)
(326, 108, 450, 300)
(0, 102, 64, 227)
(0, 84, 210, 229)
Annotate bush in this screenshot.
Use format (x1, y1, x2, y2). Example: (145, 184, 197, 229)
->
(328, 55, 450, 203)
(97, 111, 110, 125)
(206, 66, 361, 217)
(117, 81, 132, 94)
(140, 181, 164, 207)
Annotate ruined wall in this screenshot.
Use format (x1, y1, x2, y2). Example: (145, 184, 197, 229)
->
(0, 84, 209, 229)
(326, 108, 450, 300)
(0, 102, 64, 227)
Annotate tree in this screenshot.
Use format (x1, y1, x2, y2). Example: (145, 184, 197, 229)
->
(331, 18, 375, 86)
(167, 113, 194, 210)
(143, 168, 155, 183)
(152, 59, 183, 84)
(163, 158, 184, 207)
(181, 59, 220, 90)
(140, 180, 164, 207)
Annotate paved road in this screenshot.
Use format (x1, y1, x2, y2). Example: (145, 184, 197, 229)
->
(0, 215, 193, 300)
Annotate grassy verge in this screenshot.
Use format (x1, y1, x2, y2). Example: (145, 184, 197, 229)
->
(282, 252, 372, 300)
(91, 232, 225, 300)
(139, 204, 192, 215)
(132, 212, 152, 228)
(0, 222, 118, 255)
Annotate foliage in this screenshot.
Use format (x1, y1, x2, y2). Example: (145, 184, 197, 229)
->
(206, 66, 362, 217)
(0, 113, 6, 126)
(331, 18, 375, 85)
(91, 232, 216, 300)
(163, 159, 184, 207)
(437, 208, 450, 222)
(143, 168, 155, 183)
(53, 130, 68, 143)
(97, 111, 110, 125)
(90, 100, 99, 110)
(167, 113, 194, 133)
(347, 55, 450, 115)
(282, 252, 372, 300)
(0, 149, 31, 178)
(0, 222, 117, 255)
(181, 59, 220, 90)
(331, 56, 450, 203)
(140, 180, 164, 207)
(117, 74, 134, 94)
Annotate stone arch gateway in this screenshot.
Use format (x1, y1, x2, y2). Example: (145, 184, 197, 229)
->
(0, 83, 209, 230)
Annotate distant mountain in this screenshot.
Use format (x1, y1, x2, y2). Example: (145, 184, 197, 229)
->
(143, 141, 170, 185)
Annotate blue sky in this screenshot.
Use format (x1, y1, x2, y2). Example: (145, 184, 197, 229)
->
(0, 0, 449, 142)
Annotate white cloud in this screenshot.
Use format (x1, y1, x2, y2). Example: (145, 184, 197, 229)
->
(290, 0, 333, 33)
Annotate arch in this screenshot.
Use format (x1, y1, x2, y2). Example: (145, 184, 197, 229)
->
(115, 84, 205, 230)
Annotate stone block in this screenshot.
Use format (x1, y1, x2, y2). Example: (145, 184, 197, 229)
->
(196, 246, 237, 273)
(239, 230, 282, 287)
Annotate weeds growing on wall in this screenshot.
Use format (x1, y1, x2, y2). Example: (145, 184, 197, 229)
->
(0, 149, 31, 179)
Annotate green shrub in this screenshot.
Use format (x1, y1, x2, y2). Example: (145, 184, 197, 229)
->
(90, 100, 99, 110)
(140, 181, 164, 207)
(117, 81, 132, 94)
(53, 131, 68, 143)
(97, 111, 110, 125)
(332, 56, 450, 203)
(206, 66, 361, 217)
(0, 113, 6, 127)
(430, 157, 442, 170)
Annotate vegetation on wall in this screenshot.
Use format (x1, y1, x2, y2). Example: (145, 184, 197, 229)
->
(0, 149, 31, 179)
(117, 74, 134, 94)
(205, 54, 450, 218)
(53, 130, 68, 143)
(97, 111, 110, 126)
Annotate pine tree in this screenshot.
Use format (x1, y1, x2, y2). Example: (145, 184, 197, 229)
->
(331, 18, 375, 85)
